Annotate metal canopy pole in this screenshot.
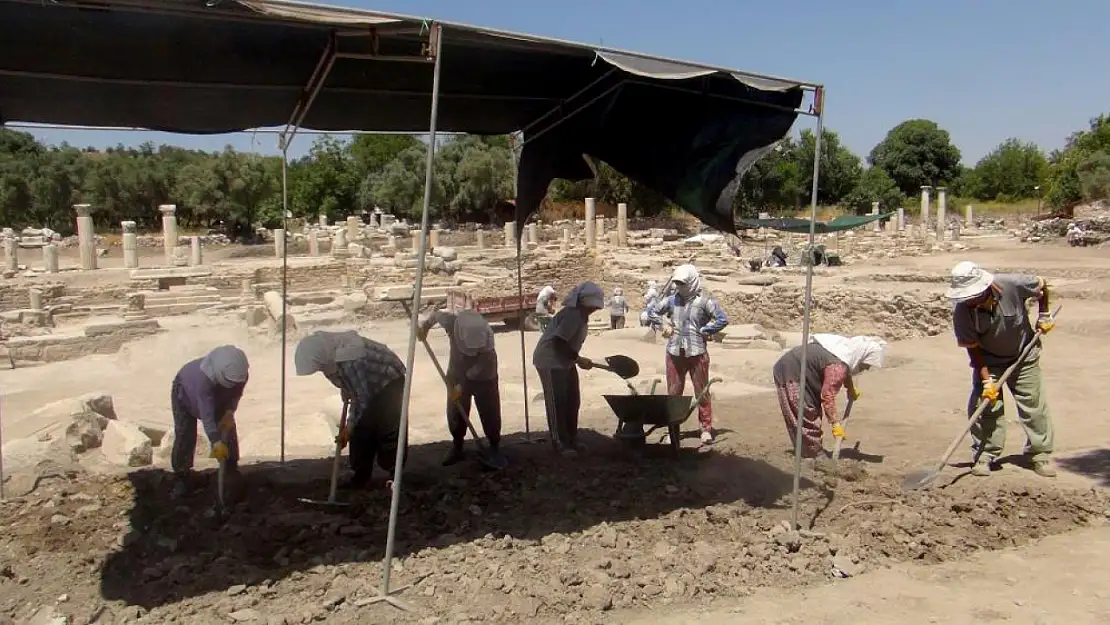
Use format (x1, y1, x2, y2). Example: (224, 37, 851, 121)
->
(507, 133, 537, 442)
(370, 22, 443, 613)
(274, 35, 338, 465)
(789, 87, 825, 530)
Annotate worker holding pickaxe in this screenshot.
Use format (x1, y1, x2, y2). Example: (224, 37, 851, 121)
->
(946, 261, 1058, 478)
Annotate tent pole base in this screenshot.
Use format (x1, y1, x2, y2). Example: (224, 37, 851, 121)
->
(362, 585, 414, 612)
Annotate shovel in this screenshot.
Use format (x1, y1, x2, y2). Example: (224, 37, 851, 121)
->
(297, 400, 351, 508)
(534, 354, 641, 403)
(902, 305, 1061, 491)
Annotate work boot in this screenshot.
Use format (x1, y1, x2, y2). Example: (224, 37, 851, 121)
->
(170, 472, 195, 499)
(339, 471, 372, 491)
(441, 443, 466, 467)
(971, 457, 993, 477)
(1032, 459, 1058, 478)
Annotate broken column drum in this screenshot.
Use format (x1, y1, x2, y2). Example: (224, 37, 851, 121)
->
(617, 202, 628, 246)
(429, 229, 440, 250)
(596, 216, 606, 242)
(121, 220, 139, 269)
(274, 229, 286, 258)
(503, 222, 515, 248)
(332, 229, 347, 255)
(3, 236, 17, 272)
(308, 231, 320, 256)
(122, 292, 150, 321)
(42, 244, 59, 273)
(74, 203, 97, 270)
(585, 197, 597, 248)
(346, 215, 360, 244)
(190, 236, 203, 266)
(936, 187, 948, 240)
(29, 288, 43, 311)
(475, 229, 486, 250)
(562, 227, 570, 252)
(896, 208, 906, 231)
(159, 204, 178, 266)
(871, 202, 881, 232)
(318, 214, 328, 228)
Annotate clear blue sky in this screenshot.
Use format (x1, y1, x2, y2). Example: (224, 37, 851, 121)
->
(18, 0, 1110, 165)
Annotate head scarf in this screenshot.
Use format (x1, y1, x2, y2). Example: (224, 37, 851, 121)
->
(454, 309, 495, 356)
(613, 287, 623, 296)
(538, 285, 555, 303)
(670, 264, 702, 299)
(812, 334, 887, 374)
(562, 281, 605, 309)
(199, 345, 249, 388)
(295, 330, 369, 376)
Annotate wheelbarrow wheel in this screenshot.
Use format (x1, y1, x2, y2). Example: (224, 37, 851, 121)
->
(667, 424, 681, 456)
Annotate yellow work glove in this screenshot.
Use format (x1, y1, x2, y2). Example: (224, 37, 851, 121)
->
(210, 441, 230, 461)
(981, 377, 1000, 403)
(1036, 313, 1055, 335)
(415, 325, 429, 342)
(336, 425, 349, 450)
(661, 325, 675, 338)
(849, 387, 862, 402)
(830, 423, 846, 440)
(449, 384, 463, 403)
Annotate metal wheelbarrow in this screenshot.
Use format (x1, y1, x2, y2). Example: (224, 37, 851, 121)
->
(604, 377, 722, 456)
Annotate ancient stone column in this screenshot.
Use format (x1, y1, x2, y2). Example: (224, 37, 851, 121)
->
(42, 244, 59, 273)
(896, 208, 906, 231)
(369, 213, 379, 228)
(121, 221, 139, 269)
(965, 204, 974, 228)
(871, 202, 881, 232)
(274, 229, 286, 258)
(332, 229, 347, 256)
(318, 214, 328, 228)
(240, 278, 254, 306)
(504, 222, 515, 248)
(527, 223, 538, 246)
(122, 292, 150, 322)
(429, 229, 440, 250)
(159, 204, 178, 266)
(596, 216, 606, 243)
(476, 229, 486, 250)
(617, 202, 628, 246)
(72, 204, 97, 270)
(562, 227, 570, 252)
(919, 187, 931, 231)
(308, 231, 320, 256)
(190, 236, 203, 266)
(936, 187, 947, 240)
(3, 237, 17, 272)
(585, 197, 597, 248)
(29, 288, 42, 311)
(346, 216, 360, 244)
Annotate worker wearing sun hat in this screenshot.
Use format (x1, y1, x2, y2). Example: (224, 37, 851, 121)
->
(947, 261, 1057, 478)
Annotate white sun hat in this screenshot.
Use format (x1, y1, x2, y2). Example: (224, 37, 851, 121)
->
(946, 261, 994, 301)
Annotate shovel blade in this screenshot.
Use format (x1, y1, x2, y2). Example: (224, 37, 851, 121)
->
(296, 497, 351, 508)
(901, 469, 940, 491)
(476, 450, 509, 471)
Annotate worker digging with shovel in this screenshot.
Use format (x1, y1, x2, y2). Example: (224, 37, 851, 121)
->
(295, 330, 408, 490)
(946, 261, 1058, 478)
(169, 345, 250, 500)
(417, 308, 508, 469)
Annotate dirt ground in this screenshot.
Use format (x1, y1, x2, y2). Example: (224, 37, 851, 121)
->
(2, 235, 1110, 624)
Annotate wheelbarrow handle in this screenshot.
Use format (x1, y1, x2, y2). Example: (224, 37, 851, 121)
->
(684, 377, 722, 420)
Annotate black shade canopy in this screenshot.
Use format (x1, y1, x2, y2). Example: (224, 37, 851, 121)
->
(0, 0, 815, 234)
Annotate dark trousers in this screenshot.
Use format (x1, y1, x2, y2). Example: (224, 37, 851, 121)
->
(349, 377, 409, 480)
(448, 378, 502, 450)
(536, 366, 581, 450)
(610, 315, 626, 329)
(171, 379, 238, 473)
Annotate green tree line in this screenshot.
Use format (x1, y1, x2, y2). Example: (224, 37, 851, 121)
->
(1, 113, 1108, 235)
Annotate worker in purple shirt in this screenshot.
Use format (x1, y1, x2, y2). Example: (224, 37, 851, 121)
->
(169, 345, 249, 497)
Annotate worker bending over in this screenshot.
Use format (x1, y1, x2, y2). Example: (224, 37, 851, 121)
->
(170, 345, 249, 498)
(946, 261, 1058, 478)
(418, 309, 506, 467)
(295, 330, 408, 489)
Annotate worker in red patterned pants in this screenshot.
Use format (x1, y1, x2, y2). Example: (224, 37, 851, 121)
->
(648, 264, 729, 445)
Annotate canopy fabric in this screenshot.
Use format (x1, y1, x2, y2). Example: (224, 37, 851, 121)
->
(737, 213, 893, 234)
(0, 0, 810, 235)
